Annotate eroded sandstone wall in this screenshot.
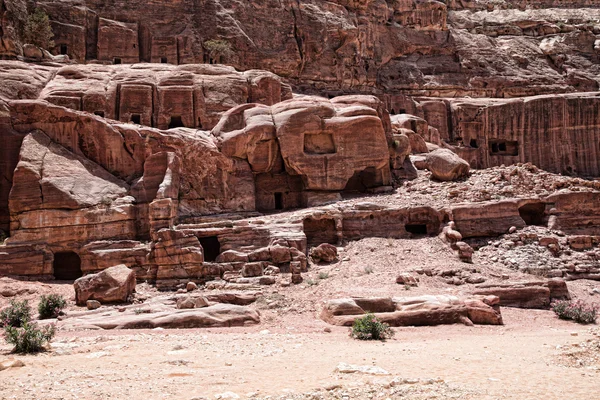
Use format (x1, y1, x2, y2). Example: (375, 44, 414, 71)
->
(1, 0, 596, 97)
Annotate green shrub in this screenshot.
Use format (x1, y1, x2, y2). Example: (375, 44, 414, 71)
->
(3, 322, 56, 353)
(318, 272, 330, 280)
(23, 8, 54, 50)
(552, 300, 598, 324)
(350, 313, 394, 341)
(38, 294, 67, 319)
(203, 39, 232, 63)
(0, 299, 32, 328)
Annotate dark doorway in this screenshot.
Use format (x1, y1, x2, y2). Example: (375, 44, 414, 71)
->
(94, 111, 105, 117)
(519, 203, 546, 226)
(169, 116, 184, 128)
(53, 252, 82, 280)
(130, 114, 141, 124)
(161, 57, 168, 63)
(197, 118, 203, 129)
(113, 57, 122, 64)
(274, 192, 283, 210)
(60, 44, 68, 55)
(405, 224, 428, 235)
(199, 236, 220, 262)
(470, 139, 478, 148)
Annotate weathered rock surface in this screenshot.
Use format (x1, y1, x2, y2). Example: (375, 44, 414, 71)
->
(73, 265, 136, 306)
(321, 295, 503, 327)
(310, 243, 338, 263)
(472, 279, 571, 309)
(60, 303, 260, 330)
(426, 149, 470, 181)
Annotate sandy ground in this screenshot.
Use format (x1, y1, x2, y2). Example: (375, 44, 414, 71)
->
(0, 311, 598, 400)
(1, 236, 599, 399)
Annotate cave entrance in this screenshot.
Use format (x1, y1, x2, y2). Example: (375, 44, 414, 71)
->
(169, 116, 184, 129)
(60, 44, 68, 55)
(94, 111, 105, 117)
(130, 114, 141, 124)
(274, 192, 283, 210)
(303, 217, 337, 247)
(161, 57, 168, 63)
(113, 57, 122, 64)
(405, 224, 428, 235)
(519, 203, 546, 226)
(199, 236, 220, 262)
(53, 252, 82, 280)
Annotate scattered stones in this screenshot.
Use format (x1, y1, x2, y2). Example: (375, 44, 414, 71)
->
(0, 359, 25, 371)
(335, 362, 390, 375)
(176, 295, 209, 309)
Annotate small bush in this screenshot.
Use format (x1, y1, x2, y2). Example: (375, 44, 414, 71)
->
(350, 313, 394, 341)
(0, 299, 32, 328)
(552, 300, 598, 324)
(38, 294, 67, 319)
(306, 279, 318, 287)
(318, 272, 330, 280)
(3, 322, 55, 353)
(364, 266, 374, 275)
(23, 8, 54, 50)
(203, 39, 232, 63)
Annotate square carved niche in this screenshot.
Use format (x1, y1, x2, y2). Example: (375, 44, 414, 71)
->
(304, 133, 336, 154)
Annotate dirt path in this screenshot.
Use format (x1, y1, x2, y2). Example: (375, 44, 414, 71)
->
(1, 308, 598, 400)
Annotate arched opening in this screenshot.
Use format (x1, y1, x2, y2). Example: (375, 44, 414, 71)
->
(518, 202, 546, 226)
(303, 217, 337, 246)
(130, 114, 141, 124)
(60, 44, 68, 55)
(169, 116, 184, 129)
(199, 236, 220, 262)
(53, 251, 82, 280)
(405, 224, 428, 235)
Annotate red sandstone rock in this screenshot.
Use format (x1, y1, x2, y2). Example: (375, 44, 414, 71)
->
(73, 264, 136, 306)
(321, 295, 503, 327)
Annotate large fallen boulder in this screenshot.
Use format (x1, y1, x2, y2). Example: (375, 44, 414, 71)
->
(320, 295, 503, 327)
(59, 303, 260, 329)
(73, 264, 136, 306)
(472, 279, 570, 309)
(425, 149, 470, 181)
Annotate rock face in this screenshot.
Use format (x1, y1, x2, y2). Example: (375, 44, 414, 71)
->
(73, 264, 136, 306)
(4, 0, 600, 99)
(321, 295, 503, 327)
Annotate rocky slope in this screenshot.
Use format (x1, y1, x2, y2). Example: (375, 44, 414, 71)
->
(2, 1, 600, 97)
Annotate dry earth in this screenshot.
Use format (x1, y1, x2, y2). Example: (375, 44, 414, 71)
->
(2, 235, 599, 399)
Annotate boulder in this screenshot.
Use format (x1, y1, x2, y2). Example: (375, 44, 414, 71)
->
(455, 241, 474, 263)
(59, 303, 260, 329)
(74, 265, 136, 306)
(472, 279, 570, 309)
(396, 272, 419, 286)
(425, 149, 470, 181)
(176, 295, 209, 309)
(321, 295, 503, 326)
(86, 300, 101, 310)
(310, 243, 338, 263)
